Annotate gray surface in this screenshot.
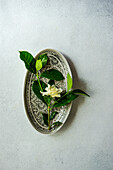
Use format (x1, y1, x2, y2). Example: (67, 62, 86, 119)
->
(0, 0, 113, 170)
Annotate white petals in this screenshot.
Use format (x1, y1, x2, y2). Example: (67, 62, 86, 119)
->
(40, 84, 62, 98)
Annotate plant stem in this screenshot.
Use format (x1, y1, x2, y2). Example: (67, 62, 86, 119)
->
(36, 72, 43, 91)
(48, 105, 50, 130)
(50, 92, 68, 110)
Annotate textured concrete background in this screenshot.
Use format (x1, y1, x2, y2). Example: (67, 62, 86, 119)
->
(0, 0, 113, 170)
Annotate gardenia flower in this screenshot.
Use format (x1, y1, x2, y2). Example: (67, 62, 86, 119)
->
(40, 84, 62, 98)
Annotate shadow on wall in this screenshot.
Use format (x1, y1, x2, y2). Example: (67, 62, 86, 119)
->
(52, 53, 89, 136)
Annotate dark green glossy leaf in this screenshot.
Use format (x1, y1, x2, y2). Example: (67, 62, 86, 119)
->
(42, 113, 48, 126)
(73, 89, 90, 97)
(41, 81, 47, 91)
(51, 121, 62, 128)
(38, 53, 48, 67)
(50, 111, 58, 120)
(67, 73, 72, 92)
(40, 69, 64, 81)
(44, 96, 52, 105)
(32, 80, 47, 104)
(48, 80, 55, 86)
(19, 51, 36, 74)
(53, 91, 79, 107)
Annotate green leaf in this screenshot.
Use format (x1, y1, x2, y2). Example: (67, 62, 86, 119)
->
(44, 96, 52, 105)
(51, 121, 62, 128)
(42, 113, 48, 126)
(36, 59, 42, 71)
(67, 73, 72, 92)
(19, 51, 36, 74)
(53, 91, 79, 107)
(32, 80, 47, 104)
(38, 54, 48, 67)
(50, 111, 58, 120)
(41, 81, 47, 91)
(40, 69, 64, 81)
(48, 80, 55, 86)
(73, 89, 90, 97)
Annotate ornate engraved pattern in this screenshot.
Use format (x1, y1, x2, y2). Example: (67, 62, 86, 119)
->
(24, 49, 71, 134)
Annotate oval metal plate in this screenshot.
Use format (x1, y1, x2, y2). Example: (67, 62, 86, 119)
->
(24, 49, 72, 134)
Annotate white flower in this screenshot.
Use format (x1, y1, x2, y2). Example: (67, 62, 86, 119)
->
(40, 84, 62, 98)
